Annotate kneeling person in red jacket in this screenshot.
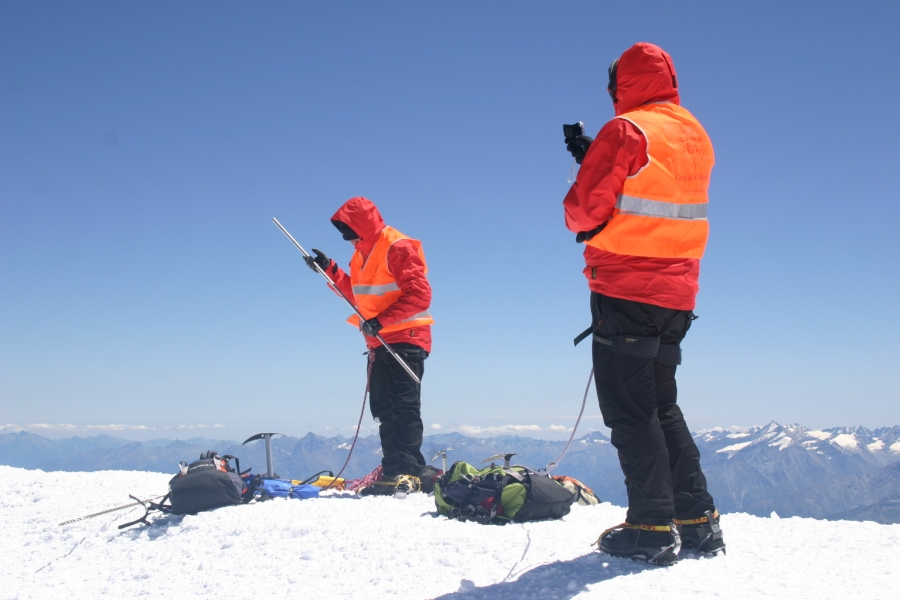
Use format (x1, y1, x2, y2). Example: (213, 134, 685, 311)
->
(563, 43, 724, 564)
(304, 197, 433, 494)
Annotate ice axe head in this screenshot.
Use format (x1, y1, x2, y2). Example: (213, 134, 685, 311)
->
(243, 433, 284, 478)
(483, 453, 516, 468)
(432, 447, 452, 472)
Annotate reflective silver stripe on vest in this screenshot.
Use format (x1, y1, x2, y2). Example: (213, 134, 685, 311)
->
(617, 195, 707, 220)
(352, 282, 401, 296)
(395, 310, 432, 325)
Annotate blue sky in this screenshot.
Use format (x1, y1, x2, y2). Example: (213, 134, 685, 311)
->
(2, 1, 898, 441)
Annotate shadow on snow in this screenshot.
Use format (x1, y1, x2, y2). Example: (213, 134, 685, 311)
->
(430, 551, 708, 600)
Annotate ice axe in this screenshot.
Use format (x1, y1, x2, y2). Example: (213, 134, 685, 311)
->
(243, 433, 284, 478)
(483, 453, 516, 468)
(432, 447, 452, 472)
(272, 217, 421, 384)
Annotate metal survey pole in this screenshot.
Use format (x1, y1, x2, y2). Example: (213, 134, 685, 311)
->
(272, 217, 421, 384)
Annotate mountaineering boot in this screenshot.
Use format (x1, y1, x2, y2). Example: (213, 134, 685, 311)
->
(595, 522, 681, 566)
(358, 476, 398, 497)
(675, 510, 726, 555)
(417, 465, 442, 494)
(393, 475, 421, 499)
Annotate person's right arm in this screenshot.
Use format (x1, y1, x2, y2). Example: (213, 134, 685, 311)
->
(563, 119, 649, 240)
(328, 264, 355, 303)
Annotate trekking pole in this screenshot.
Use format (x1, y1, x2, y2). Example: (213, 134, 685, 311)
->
(272, 217, 421, 384)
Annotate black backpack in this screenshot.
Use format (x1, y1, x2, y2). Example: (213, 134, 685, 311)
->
(118, 451, 248, 529)
(167, 451, 246, 515)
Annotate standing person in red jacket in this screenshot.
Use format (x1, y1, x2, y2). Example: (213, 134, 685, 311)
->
(304, 197, 435, 495)
(563, 43, 725, 564)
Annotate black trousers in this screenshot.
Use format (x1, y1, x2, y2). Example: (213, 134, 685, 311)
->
(368, 343, 427, 478)
(591, 292, 716, 525)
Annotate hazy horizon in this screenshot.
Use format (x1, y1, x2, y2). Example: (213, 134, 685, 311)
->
(5, 418, 899, 444)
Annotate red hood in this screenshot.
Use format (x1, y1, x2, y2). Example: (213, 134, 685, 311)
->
(613, 43, 680, 116)
(331, 197, 386, 256)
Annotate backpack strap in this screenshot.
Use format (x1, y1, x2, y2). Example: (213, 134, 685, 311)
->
(469, 472, 511, 524)
(243, 474, 268, 502)
(298, 470, 334, 486)
(488, 474, 511, 521)
(500, 468, 525, 482)
(220, 454, 241, 474)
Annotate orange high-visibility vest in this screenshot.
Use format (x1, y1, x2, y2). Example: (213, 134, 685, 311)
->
(585, 102, 714, 259)
(346, 226, 434, 333)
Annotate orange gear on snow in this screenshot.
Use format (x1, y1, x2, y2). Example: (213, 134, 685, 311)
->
(584, 102, 714, 259)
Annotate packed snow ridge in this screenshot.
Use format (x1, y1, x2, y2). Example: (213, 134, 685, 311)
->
(4, 466, 898, 599)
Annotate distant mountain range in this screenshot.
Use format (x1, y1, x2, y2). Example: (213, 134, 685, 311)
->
(2, 422, 899, 524)
(694, 423, 900, 524)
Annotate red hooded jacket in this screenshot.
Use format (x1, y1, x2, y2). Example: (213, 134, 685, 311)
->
(563, 43, 702, 311)
(328, 197, 432, 353)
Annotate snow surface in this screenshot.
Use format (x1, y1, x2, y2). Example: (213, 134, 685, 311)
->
(4, 466, 899, 600)
(830, 434, 859, 449)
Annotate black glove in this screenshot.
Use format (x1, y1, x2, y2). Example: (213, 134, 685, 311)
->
(565, 135, 594, 165)
(575, 222, 607, 243)
(360, 317, 383, 337)
(304, 248, 333, 274)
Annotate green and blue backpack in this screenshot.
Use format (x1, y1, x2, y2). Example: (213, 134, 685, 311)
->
(434, 461, 576, 524)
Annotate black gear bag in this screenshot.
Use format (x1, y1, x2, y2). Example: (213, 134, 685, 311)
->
(167, 451, 246, 515)
(118, 450, 248, 529)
